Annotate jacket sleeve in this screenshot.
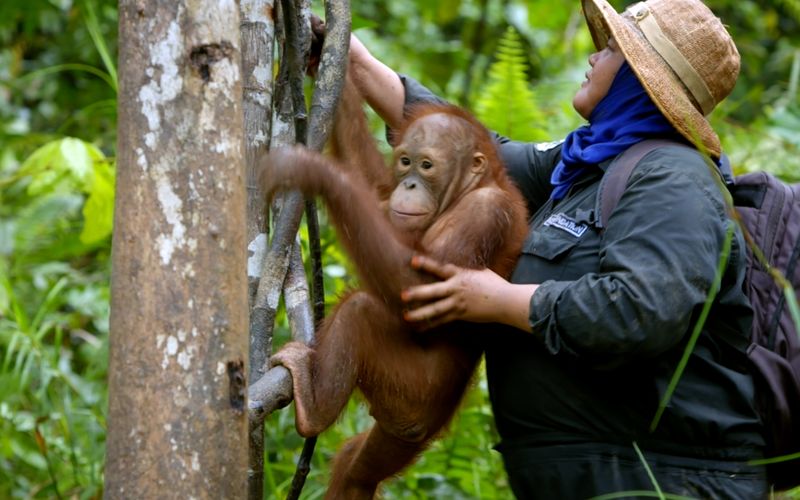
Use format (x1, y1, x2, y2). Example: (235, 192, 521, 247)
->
(529, 147, 732, 368)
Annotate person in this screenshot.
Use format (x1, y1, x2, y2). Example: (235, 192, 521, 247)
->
(344, 0, 768, 497)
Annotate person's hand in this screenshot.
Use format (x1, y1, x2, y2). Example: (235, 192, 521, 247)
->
(307, 14, 325, 77)
(401, 255, 511, 329)
(308, 15, 370, 78)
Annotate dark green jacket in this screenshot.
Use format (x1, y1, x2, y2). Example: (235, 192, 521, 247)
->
(400, 76, 764, 459)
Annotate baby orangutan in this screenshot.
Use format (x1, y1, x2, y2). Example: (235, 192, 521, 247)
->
(260, 75, 528, 498)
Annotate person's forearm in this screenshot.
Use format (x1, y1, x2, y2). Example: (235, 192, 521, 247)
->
(348, 35, 405, 130)
(494, 282, 537, 333)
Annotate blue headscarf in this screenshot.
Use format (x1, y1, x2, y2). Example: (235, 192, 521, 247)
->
(550, 62, 678, 200)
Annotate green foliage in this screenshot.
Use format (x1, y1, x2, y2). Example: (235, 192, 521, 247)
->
(778, 0, 800, 21)
(0, 0, 118, 152)
(0, 282, 108, 498)
(263, 368, 509, 499)
(0, 0, 798, 498)
(0, 224, 109, 499)
(13, 138, 115, 245)
(0, 1, 114, 497)
(0, 132, 111, 497)
(716, 47, 800, 183)
(474, 27, 548, 142)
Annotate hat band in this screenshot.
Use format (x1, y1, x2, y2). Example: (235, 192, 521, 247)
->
(627, 2, 715, 115)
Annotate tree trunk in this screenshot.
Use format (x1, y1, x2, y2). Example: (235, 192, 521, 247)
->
(242, 0, 275, 301)
(240, 1, 276, 497)
(105, 2, 248, 498)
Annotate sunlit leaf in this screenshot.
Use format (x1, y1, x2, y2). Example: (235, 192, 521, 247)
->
(19, 137, 108, 197)
(80, 160, 115, 244)
(20, 141, 67, 196)
(323, 264, 347, 278)
(60, 137, 93, 184)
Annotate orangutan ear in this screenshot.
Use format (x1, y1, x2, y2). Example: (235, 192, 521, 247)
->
(471, 152, 487, 174)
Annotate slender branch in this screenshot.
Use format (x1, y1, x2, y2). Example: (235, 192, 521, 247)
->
(247, 0, 350, 426)
(287, 437, 318, 499)
(248, 0, 299, 401)
(306, 0, 351, 152)
(248, 365, 293, 422)
(246, 3, 293, 498)
(246, 5, 351, 498)
(284, 240, 318, 500)
(242, 2, 277, 497)
(284, 238, 315, 345)
(277, 0, 327, 497)
(305, 200, 326, 323)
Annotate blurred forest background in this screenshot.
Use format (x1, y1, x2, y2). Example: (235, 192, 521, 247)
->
(1, 0, 798, 498)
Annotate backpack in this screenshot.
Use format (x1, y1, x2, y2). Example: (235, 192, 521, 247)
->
(597, 139, 800, 489)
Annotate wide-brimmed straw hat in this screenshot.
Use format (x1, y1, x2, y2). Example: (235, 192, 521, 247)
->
(581, 0, 739, 158)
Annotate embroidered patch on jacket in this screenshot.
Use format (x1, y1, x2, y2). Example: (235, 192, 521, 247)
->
(543, 213, 588, 238)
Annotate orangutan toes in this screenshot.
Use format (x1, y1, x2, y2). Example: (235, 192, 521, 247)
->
(271, 341, 312, 374)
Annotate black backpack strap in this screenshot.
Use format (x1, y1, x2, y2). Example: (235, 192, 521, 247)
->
(596, 139, 685, 230)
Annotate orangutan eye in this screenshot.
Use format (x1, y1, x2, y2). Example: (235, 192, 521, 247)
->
(421, 160, 433, 170)
(400, 156, 411, 166)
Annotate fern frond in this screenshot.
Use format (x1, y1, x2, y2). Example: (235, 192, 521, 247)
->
(474, 27, 548, 141)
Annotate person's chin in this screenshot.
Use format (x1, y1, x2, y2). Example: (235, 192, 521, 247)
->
(572, 97, 590, 121)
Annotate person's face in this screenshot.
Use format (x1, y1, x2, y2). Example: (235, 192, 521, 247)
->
(573, 37, 626, 120)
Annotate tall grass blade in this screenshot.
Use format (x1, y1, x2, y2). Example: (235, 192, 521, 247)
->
(31, 277, 69, 332)
(10, 64, 116, 91)
(784, 283, 800, 340)
(633, 441, 665, 500)
(650, 223, 734, 432)
(83, 0, 118, 92)
(749, 450, 800, 466)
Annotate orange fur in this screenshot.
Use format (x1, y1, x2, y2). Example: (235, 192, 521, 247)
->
(263, 70, 528, 499)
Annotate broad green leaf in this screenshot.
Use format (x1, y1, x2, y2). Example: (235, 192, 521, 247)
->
(60, 137, 92, 185)
(80, 160, 115, 244)
(19, 141, 66, 196)
(15, 138, 114, 245)
(20, 138, 107, 195)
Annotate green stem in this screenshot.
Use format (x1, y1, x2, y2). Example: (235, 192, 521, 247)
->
(650, 223, 734, 432)
(633, 441, 665, 500)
